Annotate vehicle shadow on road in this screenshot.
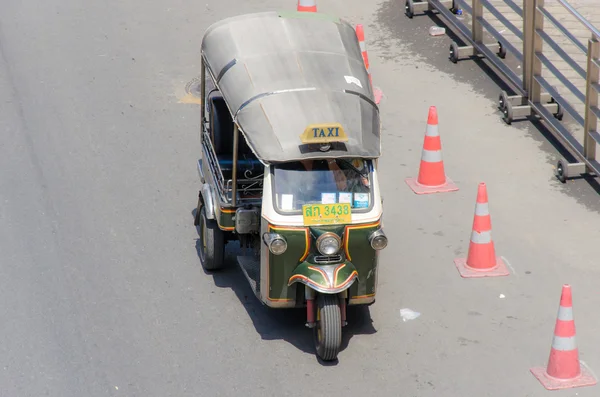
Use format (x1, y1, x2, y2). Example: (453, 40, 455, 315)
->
(191, 209, 377, 364)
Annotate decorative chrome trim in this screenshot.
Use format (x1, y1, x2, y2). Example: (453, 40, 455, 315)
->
(313, 255, 343, 264)
(197, 159, 205, 183)
(289, 274, 357, 294)
(201, 183, 216, 220)
(201, 130, 227, 199)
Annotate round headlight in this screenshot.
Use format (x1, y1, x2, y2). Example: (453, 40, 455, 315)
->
(369, 230, 388, 250)
(316, 233, 341, 255)
(263, 233, 288, 255)
(270, 237, 288, 255)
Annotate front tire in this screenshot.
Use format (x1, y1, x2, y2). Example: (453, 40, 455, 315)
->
(198, 205, 225, 271)
(314, 294, 342, 361)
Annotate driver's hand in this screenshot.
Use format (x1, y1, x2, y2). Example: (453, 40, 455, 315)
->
(334, 172, 347, 190)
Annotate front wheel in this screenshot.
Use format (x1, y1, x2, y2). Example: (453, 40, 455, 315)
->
(314, 294, 342, 361)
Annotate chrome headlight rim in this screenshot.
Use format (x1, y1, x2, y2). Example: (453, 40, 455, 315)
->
(369, 229, 388, 250)
(263, 233, 288, 255)
(316, 232, 342, 256)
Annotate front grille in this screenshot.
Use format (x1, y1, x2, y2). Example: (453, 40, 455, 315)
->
(314, 255, 343, 264)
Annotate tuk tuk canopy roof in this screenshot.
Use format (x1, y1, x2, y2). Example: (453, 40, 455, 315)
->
(201, 11, 381, 164)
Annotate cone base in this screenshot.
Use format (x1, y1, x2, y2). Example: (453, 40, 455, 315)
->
(453, 257, 510, 278)
(530, 365, 597, 390)
(405, 176, 459, 195)
(374, 87, 383, 104)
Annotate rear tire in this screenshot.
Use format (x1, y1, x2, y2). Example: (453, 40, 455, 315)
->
(198, 206, 225, 271)
(194, 191, 202, 226)
(314, 294, 342, 361)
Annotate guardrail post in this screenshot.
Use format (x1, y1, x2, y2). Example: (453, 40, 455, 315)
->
(529, 0, 544, 105)
(583, 37, 600, 163)
(471, 0, 483, 45)
(522, 0, 534, 95)
(501, 0, 543, 124)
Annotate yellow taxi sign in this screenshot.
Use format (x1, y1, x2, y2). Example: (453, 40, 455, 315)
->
(300, 123, 348, 144)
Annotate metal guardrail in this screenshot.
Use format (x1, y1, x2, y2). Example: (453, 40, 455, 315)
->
(405, 0, 600, 184)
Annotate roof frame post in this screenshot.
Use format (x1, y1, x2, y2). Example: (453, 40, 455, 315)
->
(200, 58, 206, 124)
(231, 123, 239, 206)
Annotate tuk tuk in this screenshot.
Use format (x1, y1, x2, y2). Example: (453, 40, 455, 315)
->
(194, 10, 387, 361)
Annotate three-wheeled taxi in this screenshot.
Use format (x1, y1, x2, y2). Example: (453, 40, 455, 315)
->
(194, 10, 387, 361)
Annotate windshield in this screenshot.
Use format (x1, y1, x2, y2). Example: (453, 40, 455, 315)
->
(273, 158, 373, 213)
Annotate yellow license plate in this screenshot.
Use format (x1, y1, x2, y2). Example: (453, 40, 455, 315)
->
(302, 203, 351, 226)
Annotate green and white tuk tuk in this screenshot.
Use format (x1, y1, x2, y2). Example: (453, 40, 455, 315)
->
(194, 10, 387, 361)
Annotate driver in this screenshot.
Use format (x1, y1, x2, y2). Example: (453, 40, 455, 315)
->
(299, 159, 348, 191)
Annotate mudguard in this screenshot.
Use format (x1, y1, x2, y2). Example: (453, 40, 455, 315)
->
(200, 183, 216, 220)
(288, 261, 359, 294)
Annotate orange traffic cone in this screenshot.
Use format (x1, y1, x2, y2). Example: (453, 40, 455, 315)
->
(530, 284, 597, 390)
(355, 24, 383, 104)
(453, 183, 509, 278)
(297, 0, 317, 12)
(405, 106, 458, 194)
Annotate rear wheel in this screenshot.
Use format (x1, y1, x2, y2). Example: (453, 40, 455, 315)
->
(198, 206, 225, 271)
(194, 191, 202, 226)
(313, 294, 342, 361)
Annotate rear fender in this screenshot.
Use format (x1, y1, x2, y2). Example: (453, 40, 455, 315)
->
(288, 262, 358, 294)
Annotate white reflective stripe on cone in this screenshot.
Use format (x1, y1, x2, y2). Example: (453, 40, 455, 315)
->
(298, 0, 316, 6)
(557, 306, 574, 321)
(552, 335, 577, 351)
(475, 202, 489, 216)
(359, 41, 366, 52)
(470, 230, 492, 244)
(425, 124, 439, 137)
(421, 149, 442, 163)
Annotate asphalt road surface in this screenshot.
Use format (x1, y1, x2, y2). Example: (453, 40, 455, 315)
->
(1, 0, 600, 396)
